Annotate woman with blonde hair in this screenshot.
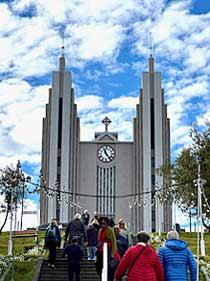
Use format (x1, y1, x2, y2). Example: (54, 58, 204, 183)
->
(118, 219, 129, 243)
(45, 218, 61, 268)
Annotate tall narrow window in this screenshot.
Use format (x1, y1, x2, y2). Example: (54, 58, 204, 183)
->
(96, 166, 116, 217)
(151, 98, 155, 149)
(58, 97, 63, 149)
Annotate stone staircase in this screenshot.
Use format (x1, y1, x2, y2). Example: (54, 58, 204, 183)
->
(38, 248, 100, 281)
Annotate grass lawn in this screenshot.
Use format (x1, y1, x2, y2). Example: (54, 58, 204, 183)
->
(4, 259, 37, 281)
(0, 231, 46, 255)
(180, 232, 210, 256)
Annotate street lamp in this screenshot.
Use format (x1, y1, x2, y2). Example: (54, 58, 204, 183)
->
(155, 184, 162, 237)
(8, 186, 14, 256)
(196, 155, 206, 281)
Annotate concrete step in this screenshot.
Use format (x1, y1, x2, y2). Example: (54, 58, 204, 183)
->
(38, 249, 100, 281)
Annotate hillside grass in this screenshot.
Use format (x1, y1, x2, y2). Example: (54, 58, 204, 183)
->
(180, 232, 210, 256)
(4, 259, 37, 281)
(0, 231, 46, 256)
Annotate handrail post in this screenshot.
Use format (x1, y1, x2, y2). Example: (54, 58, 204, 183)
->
(102, 242, 108, 281)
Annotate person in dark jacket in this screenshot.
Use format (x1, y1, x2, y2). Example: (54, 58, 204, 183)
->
(63, 238, 83, 281)
(113, 225, 129, 258)
(158, 229, 197, 281)
(87, 223, 98, 261)
(45, 218, 61, 268)
(65, 213, 87, 248)
(115, 231, 164, 281)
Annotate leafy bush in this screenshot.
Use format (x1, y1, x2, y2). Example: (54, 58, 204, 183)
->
(0, 255, 12, 277)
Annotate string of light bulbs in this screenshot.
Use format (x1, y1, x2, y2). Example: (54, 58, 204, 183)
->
(2, 170, 210, 212)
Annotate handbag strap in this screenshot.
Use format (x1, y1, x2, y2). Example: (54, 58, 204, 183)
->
(128, 246, 145, 274)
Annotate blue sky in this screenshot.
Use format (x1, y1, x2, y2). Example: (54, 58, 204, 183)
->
(0, 0, 210, 228)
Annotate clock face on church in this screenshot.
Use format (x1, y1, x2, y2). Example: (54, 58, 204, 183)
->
(97, 145, 115, 162)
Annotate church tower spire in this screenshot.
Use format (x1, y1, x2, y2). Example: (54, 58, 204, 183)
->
(59, 31, 65, 73)
(148, 32, 154, 73)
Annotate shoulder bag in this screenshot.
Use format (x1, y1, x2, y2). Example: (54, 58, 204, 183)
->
(128, 246, 145, 274)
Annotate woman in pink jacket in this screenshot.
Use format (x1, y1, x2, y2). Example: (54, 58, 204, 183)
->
(114, 231, 164, 281)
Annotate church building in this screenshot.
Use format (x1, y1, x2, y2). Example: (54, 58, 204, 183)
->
(40, 49, 172, 233)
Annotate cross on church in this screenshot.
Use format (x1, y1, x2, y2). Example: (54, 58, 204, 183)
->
(102, 116, 111, 131)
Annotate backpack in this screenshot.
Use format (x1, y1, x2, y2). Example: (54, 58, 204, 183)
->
(46, 226, 56, 241)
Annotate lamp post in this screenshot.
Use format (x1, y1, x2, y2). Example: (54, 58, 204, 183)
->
(8, 186, 13, 256)
(17, 160, 24, 231)
(8, 167, 19, 256)
(196, 156, 200, 281)
(172, 183, 176, 230)
(155, 184, 161, 237)
(196, 155, 206, 281)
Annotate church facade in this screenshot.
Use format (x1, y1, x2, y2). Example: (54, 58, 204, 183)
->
(40, 52, 172, 233)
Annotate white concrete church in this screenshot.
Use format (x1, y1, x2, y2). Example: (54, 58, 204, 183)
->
(40, 50, 172, 233)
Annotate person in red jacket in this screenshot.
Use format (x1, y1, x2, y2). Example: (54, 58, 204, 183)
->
(114, 231, 164, 281)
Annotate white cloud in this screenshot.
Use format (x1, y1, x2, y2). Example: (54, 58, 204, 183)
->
(0, 79, 31, 105)
(76, 95, 103, 111)
(12, 0, 142, 24)
(186, 47, 208, 69)
(0, 80, 49, 165)
(171, 126, 191, 146)
(108, 96, 138, 109)
(69, 23, 126, 61)
(76, 94, 137, 141)
(0, 154, 41, 168)
(12, 0, 68, 21)
(0, 3, 20, 33)
(197, 113, 210, 127)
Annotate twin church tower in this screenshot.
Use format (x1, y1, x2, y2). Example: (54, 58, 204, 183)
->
(40, 50, 172, 233)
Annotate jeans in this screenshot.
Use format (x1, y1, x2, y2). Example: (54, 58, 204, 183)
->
(87, 246, 97, 260)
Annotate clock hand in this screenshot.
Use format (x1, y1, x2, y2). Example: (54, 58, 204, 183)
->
(103, 148, 111, 159)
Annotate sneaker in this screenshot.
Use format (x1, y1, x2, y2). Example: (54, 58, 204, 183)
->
(51, 264, 55, 268)
(48, 263, 51, 267)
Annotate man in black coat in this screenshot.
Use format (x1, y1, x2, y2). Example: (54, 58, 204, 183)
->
(65, 213, 87, 248)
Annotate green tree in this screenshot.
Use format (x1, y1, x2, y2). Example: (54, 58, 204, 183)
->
(173, 148, 197, 209)
(190, 123, 210, 230)
(0, 164, 23, 234)
(166, 122, 210, 231)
